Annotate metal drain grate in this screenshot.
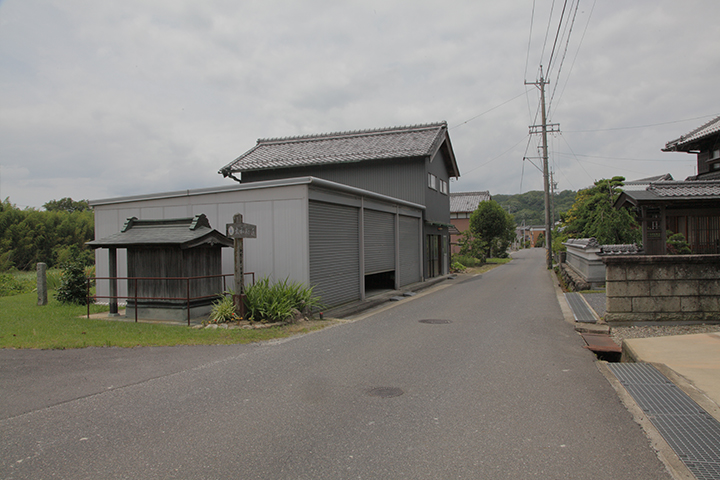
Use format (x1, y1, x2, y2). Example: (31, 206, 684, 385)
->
(564, 293, 597, 323)
(609, 363, 720, 480)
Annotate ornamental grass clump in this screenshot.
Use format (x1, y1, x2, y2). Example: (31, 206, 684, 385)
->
(208, 293, 239, 324)
(244, 277, 323, 323)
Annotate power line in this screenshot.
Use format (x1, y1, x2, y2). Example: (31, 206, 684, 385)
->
(462, 135, 530, 177)
(563, 113, 720, 132)
(550, 0, 596, 119)
(450, 91, 529, 129)
(524, 0, 537, 83)
(546, 0, 569, 76)
(539, 0, 557, 70)
(559, 135, 594, 183)
(554, 151, 697, 163)
(547, 0, 580, 119)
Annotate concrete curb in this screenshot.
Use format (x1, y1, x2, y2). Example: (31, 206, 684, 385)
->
(323, 274, 456, 319)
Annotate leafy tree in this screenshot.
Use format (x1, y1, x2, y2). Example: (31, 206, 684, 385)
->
(561, 177, 641, 245)
(494, 190, 576, 226)
(464, 200, 516, 258)
(0, 198, 94, 271)
(43, 198, 90, 213)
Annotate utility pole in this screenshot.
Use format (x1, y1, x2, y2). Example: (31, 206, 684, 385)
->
(526, 66, 560, 269)
(550, 168, 557, 227)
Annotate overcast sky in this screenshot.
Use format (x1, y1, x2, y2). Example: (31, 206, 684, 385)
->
(2, 0, 719, 209)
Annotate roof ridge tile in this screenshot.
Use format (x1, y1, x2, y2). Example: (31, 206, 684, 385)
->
(257, 122, 446, 145)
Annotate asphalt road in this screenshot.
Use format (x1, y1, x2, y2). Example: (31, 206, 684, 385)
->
(0, 249, 671, 479)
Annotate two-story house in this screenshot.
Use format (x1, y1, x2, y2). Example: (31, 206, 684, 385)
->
(219, 122, 461, 280)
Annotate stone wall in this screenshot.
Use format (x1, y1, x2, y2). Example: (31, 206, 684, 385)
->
(564, 238, 606, 289)
(603, 255, 720, 324)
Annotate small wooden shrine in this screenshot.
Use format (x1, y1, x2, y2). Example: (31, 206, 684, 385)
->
(88, 214, 232, 321)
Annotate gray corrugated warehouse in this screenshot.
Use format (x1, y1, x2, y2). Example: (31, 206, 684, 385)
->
(90, 122, 460, 311)
(91, 177, 424, 309)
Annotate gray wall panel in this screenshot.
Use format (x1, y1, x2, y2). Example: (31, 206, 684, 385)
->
(309, 201, 360, 308)
(244, 158, 426, 205)
(364, 209, 395, 275)
(399, 216, 421, 286)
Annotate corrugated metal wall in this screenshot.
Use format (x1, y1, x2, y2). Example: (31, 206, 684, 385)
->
(399, 215, 421, 286)
(243, 159, 426, 206)
(364, 209, 395, 274)
(309, 201, 361, 308)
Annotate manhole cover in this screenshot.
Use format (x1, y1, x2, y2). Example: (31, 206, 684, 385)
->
(367, 387, 404, 398)
(419, 319, 452, 324)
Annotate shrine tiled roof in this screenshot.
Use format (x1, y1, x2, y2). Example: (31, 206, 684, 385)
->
(87, 215, 232, 249)
(219, 122, 459, 177)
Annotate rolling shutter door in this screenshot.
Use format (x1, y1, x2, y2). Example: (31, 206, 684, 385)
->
(364, 209, 395, 275)
(399, 215, 421, 286)
(309, 201, 360, 308)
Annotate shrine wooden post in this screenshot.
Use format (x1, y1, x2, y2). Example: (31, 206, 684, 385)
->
(226, 214, 257, 317)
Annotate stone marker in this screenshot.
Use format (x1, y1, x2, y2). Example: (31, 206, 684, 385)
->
(37, 262, 48, 306)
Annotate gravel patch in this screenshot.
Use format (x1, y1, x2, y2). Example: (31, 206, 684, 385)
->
(610, 324, 720, 346)
(581, 292, 606, 318)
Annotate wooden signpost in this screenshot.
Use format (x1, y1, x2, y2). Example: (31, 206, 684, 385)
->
(226, 213, 257, 316)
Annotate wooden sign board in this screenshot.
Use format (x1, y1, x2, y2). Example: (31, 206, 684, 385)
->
(226, 222, 257, 239)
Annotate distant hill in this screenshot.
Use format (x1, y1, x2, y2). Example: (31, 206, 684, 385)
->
(493, 190, 576, 226)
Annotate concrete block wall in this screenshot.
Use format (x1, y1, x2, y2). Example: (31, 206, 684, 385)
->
(603, 255, 720, 324)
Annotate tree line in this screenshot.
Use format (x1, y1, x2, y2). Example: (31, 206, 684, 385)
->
(0, 198, 94, 271)
(493, 190, 577, 227)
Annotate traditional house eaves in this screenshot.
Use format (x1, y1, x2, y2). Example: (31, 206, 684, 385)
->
(663, 115, 720, 152)
(219, 122, 460, 179)
(615, 180, 720, 208)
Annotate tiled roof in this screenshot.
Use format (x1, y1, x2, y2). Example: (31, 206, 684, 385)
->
(649, 180, 720, 197)
(619, 180, 720, 204)
(623, 173, 674, 191)
(663, 116, 720, 151)
(449, 191, 491, 213)
(220, 122, 456, 175)
(87, 215, 232, 249)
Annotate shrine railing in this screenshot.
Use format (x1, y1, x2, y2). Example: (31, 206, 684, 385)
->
(86, 272, 255, 326)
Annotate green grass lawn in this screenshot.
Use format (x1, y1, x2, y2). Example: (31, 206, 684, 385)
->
(0, 291, 331, 349)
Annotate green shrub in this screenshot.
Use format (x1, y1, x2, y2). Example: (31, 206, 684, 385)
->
(666, 231, 692, 255)
(244, 277, 324, 323)
(0, 273, 34, 297)
(208, 293, 239, 323)
(452, 254, 484, 268)
(450, 261, 466, 273)
(54, 261, 89, 305)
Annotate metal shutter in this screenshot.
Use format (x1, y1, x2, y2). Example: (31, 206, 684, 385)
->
(309, 201, 360, 308)
(399, 215, 421, 286)
(364, 209, 395, 275)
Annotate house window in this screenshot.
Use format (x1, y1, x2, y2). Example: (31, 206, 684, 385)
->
(439, 179, 448, 195)
(428, 173, 437, 190)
